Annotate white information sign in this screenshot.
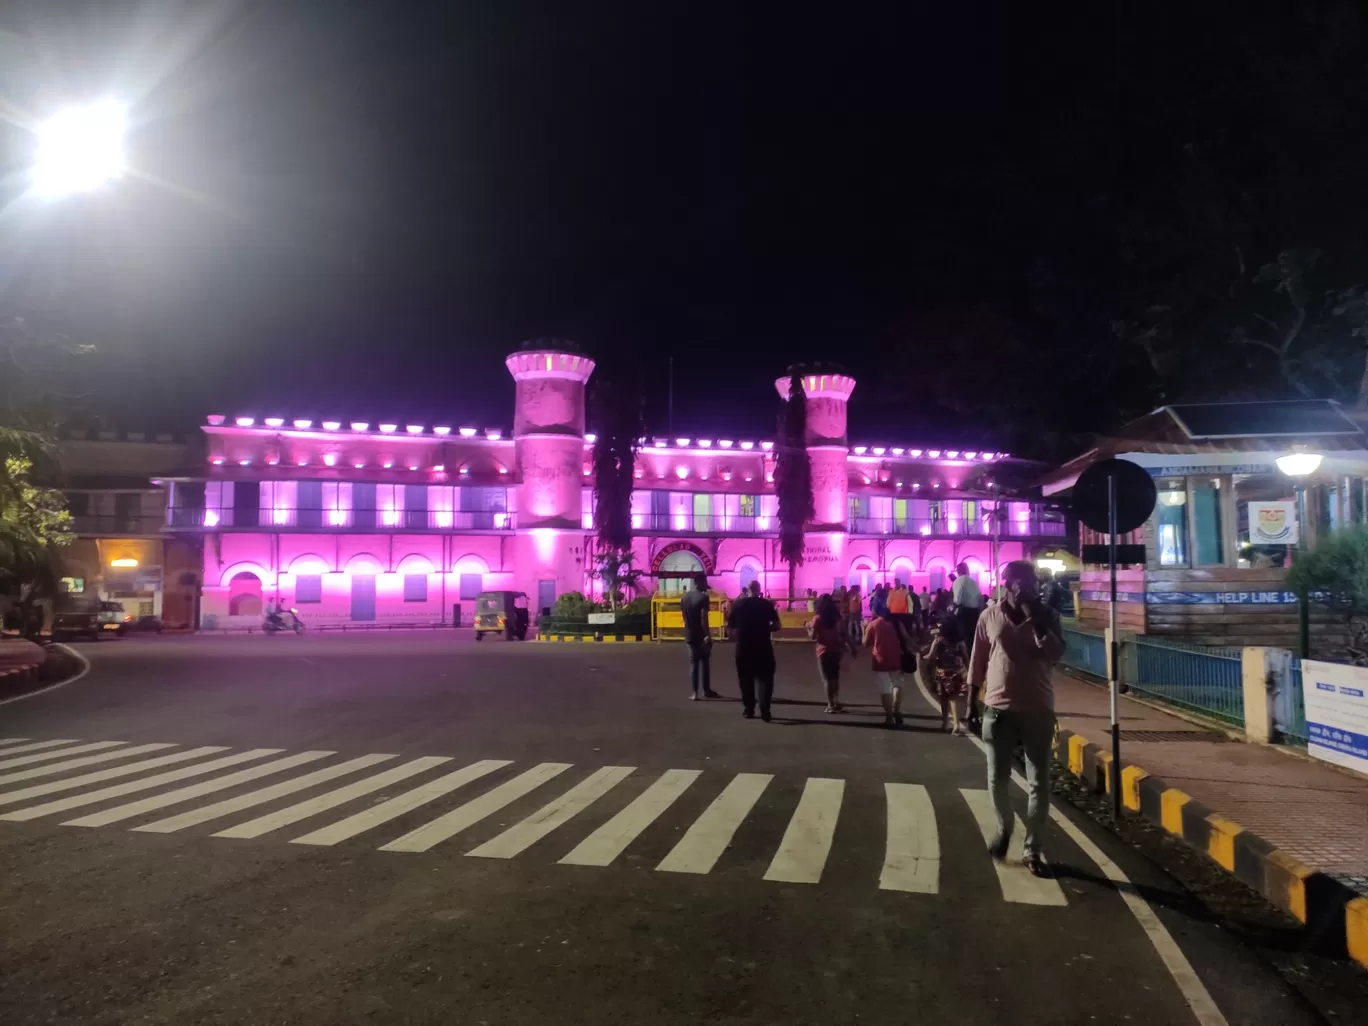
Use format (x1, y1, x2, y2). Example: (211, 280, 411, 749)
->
(1301, 659, 1368, 776)
(587, 612, 616, 625)
(1248, 501, 1299, 545)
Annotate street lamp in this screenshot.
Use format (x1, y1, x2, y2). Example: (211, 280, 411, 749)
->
(31, 99, 127, 199)
(1275, 452, 1323, 477)
(1278, 450, 1323, 657)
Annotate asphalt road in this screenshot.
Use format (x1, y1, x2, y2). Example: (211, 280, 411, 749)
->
(0, 633, 1342, 1025)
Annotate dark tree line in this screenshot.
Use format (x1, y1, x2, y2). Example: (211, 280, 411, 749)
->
(867, 3, 1368, 461)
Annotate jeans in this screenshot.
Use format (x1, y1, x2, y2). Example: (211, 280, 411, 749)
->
(982, 706, 1056, 857)
(688, 640, 712, 695)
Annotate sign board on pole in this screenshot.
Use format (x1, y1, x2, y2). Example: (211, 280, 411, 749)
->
(1300, 659, 1368, 776)
(1248, 501, 1299, 545)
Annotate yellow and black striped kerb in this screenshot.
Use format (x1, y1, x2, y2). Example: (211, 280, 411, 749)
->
(1052, 727, 1367, 969)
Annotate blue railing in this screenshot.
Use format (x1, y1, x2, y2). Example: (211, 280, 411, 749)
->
(1061, 626, 1108, 679)
(1278, 660, 1309, 745)
(1131, 638, 1244, 727)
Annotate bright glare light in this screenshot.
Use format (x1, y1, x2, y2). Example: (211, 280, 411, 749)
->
(1276, 452, 1323, 477)
(32, 99, 127, 199)
(1037, 558, 1068, 573)
(109, 557, 138, 568)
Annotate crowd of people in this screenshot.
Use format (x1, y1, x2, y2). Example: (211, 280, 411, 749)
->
(678, 560, 1065, 878)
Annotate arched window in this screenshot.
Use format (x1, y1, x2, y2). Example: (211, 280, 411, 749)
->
(737, 561, 761, 593)
(228, 572, 263, 616)
(848, 560, 875, 593)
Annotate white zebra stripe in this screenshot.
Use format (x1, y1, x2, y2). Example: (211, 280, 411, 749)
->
(63, 752, 335, 828)
(467, 766, 635, 859)
(879, 783, 939, 894)
(763, 778, 844, 884)
(380, 762, 572, 853)
(134, 753, 396, 834)
(959, 788, 1067, 906)
(0, 744, 176, 786)
(657, 773, 772, 875)
(0, 739, 79, 759)
(0, 740, 127, 772)
(292, 759, 510, 847)
(0, 747, 231, 807)
(0, 749, 277, 822)
(216, 756, 453, 839)
(560, 768, 702, 867)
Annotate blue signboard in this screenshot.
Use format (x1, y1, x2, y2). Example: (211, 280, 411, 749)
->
(1146, 590, 1300, 605)
(1081, 589, 1310, 605)
(1078, 590, 1144, 604)
(1144, 464, 1272, 477)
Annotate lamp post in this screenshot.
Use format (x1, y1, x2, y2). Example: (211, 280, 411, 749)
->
(1278, 451, 1323, 658)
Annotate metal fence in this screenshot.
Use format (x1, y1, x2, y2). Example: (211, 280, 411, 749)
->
(1131, 637, 1245, 726)
(1279, 660, 1309, 745)
(1061, 626, 1108, 679)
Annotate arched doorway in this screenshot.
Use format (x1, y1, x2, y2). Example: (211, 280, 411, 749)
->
(228, 572, 263, 616)
(652, 542, 714, 596)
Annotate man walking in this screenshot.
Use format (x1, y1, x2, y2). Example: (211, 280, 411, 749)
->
(967, 560, 1063, 877)
(951, 561, 983, 642)
(681, 574, 718, 700)
(727, 580, 781, 721)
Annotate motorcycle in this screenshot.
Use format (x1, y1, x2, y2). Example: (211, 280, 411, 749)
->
(263, 608, 305, 634)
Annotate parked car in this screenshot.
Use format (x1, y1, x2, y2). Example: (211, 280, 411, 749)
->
(474, 591, 529, 641)
(52, 601, 129, 642)
(124, 615, 163, 633)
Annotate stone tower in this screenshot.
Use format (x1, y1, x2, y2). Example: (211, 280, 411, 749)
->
(774, 369, 857, 530)
(506, 346, 596, 607)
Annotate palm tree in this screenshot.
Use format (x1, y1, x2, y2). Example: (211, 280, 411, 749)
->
(774, 369, 814, 603)
(590, 548, 646, 612)
(589, 364, 644, 606)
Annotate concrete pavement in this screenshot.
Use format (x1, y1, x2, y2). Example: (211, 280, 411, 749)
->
(0, 634, 1348, 1024)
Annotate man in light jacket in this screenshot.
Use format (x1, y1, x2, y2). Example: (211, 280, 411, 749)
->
(968, 560, 1063, 877)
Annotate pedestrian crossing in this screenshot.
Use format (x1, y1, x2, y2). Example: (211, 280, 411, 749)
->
(0, 737, 1069, 904)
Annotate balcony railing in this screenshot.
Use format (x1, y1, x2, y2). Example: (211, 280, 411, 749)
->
(632, 512, 771, 534)
(848, 516, 1068, 538)
(70, 514, 160, 536)
(166, 508, 517, 531)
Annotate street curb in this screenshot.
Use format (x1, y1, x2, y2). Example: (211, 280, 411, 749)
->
(1053, 726, 1367, 969)
(533, 634, 651, 643)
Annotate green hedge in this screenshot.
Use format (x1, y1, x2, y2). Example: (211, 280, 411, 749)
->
(537, 613, 651, 636)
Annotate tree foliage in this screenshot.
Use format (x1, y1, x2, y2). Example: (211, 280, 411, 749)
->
(774, 370, 813, 596)
(589, 549, 645, 612)
(1287, 527, 1368, 613)
(0, 455, 73, 625)
(589, 367, 643, 554)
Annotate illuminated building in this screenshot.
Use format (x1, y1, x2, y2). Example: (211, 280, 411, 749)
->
(161, 347, 1066, 626)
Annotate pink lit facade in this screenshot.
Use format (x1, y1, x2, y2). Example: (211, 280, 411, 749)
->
(162, 351, 1066, 627)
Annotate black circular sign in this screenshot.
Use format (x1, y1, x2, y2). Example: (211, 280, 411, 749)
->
(1073, 458, 1158, 535)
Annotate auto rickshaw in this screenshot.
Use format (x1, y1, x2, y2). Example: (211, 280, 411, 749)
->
(473, 590, 530, 641)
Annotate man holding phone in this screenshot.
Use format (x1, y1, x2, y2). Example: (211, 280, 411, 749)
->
(967, 560, 1064, 877)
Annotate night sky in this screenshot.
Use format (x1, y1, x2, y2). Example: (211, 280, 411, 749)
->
(3, 2, 1367, 455)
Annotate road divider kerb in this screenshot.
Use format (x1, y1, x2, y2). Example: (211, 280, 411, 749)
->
(533, 634, 652, 644)
(1052, 727, 1367, 971)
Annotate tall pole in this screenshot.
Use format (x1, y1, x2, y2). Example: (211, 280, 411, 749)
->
(667, 356, 674, 437)
(990, 487, 1000, 596)
(1108, 471, 1122, 817)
